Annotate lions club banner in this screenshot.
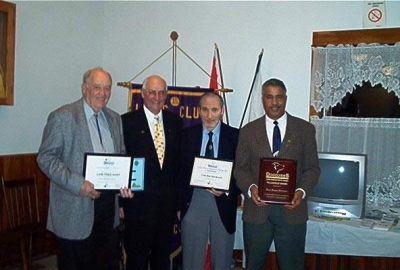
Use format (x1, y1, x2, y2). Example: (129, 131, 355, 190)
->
(128, 83, 215, 129)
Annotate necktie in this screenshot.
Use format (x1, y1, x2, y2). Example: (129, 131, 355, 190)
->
(94, 113, 103, 147)
(205, 131, 214, 158)
(273, 120, 281, 154)
(154, 116, 165, 167)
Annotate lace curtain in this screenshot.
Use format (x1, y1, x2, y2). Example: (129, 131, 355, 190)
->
(310, 43, 400, 113)
(310, 116, 400, 209)
(309, 43, 400, 210)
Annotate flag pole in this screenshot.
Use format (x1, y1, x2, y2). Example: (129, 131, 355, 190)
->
(171, 31, 178, 86)
(239, 49, 264, 129)
(214, 43, 229, 125)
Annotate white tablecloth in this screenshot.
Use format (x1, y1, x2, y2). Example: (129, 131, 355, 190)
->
(234, 208, 400, 257)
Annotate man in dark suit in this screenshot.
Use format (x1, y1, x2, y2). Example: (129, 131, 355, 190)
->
(179, 93, 240, 269)
(234, 78, 320, 270)
(120, 75, 182, 270)
(37, 67, 126, 270)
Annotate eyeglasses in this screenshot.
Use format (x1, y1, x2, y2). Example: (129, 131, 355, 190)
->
(147, 89, 167, 97)
(90, 84, 111, 92)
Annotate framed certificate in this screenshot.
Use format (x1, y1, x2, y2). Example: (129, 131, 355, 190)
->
(130, 157, 145, 191)
(83, 153, 133, 190)
(190, 157, 233, 190)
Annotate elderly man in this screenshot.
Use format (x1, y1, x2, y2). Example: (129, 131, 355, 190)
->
(120, 75, 182, 270)
(37, 67, 126, 270)
(179, 92, 240, 269)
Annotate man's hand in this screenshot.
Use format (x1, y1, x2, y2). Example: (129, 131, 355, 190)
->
(207, 188, 224, 197)
(284, 190, 303, 210)
(119, 207, 125, 219)
(119, 187, 134, 198)
(79, 180, 100, 199)
(250, 185, 267, 206)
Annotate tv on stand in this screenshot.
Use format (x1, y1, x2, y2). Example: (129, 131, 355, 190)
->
(308, 152, 367, 219)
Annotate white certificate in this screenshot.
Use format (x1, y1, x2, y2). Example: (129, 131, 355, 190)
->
(190, 157, 233, 190)
(84, 153, 133, 190)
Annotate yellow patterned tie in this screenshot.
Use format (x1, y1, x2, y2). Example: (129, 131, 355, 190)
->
(154, 115, 165, 168)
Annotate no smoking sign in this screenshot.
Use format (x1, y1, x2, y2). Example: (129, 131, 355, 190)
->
(368, 8, 383, 23)
(363, 1, 386, 28)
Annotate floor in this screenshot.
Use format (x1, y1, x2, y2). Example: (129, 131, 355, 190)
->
(5, 255, 245, 270)
(31, 255, 57, 270)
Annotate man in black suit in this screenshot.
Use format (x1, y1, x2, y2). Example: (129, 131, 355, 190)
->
(179, 93, 240, 269)
(120, 75, 182, 270)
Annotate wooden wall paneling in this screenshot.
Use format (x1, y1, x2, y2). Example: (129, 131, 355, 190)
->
(304, 253, 317, 270)
(312, 28, 400, 47)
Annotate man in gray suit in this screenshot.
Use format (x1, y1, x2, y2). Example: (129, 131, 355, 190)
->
(234, 78, 320, 270)
(37, 67, 126, 270)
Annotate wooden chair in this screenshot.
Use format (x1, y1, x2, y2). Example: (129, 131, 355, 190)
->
(0, 231, 29, 270)
(1, 175, 54, 268)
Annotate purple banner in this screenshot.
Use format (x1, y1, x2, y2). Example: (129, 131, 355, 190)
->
(129, 83, 215, 129)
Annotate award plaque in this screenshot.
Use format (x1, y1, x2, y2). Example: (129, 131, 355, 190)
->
(258, 157, 297, 204)
(130, 157, 145, 191)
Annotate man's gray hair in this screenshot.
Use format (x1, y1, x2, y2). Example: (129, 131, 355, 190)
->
(82, 67, 112, 84)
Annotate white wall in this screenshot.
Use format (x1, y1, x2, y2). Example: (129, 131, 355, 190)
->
(1, 1, 400, 155)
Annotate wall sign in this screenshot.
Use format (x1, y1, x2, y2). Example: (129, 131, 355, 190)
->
(363, 0, 386, 28)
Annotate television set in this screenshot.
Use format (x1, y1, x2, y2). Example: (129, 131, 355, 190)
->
(308, 152, 367, 219)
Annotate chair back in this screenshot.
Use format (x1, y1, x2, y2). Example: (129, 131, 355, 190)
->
(1, 175, 41, 229)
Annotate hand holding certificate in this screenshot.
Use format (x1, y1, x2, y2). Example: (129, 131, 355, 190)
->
(84, 153, 133, 190)
(190, 157, 233, 191)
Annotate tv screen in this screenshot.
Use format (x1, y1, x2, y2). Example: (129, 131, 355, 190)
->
(312, 159, 360, 200)
(308, 152, 367, 219)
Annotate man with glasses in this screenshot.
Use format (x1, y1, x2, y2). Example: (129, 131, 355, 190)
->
(120, 75, 182, 270)
(37, 67, 126, 269)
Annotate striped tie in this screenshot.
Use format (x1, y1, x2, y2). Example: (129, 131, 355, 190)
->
(154, 116, 165, 167)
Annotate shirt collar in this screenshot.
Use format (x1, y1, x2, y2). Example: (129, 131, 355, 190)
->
(265, 112, 287, 125)
(83, 99, 103, 120)
(202, 121, 221, 137)
(143, 105, 163, 122)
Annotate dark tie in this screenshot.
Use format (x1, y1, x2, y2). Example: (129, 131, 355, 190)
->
(273, 120, 281, 154)
(205, 131, 214, 158)
(94, 113, 103, 146)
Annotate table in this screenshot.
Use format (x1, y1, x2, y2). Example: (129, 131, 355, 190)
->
(234, 208, 400, 258)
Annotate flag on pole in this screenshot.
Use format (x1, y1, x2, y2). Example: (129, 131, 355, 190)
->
(203, 54, 218, 270)
(209, 51, 228, 123)
(239, 49, 264, 128)
(209, 55, 219, 92)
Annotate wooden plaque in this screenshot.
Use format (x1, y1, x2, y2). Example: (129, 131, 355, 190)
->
(258, 157, 297, 204)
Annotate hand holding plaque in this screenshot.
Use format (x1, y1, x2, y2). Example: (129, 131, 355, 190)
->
(258, 157, 297, 204)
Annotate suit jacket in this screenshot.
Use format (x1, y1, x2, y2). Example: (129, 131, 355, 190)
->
(179, 123, 240, 234)
(234, 113, 320, 225)
(121, 108, 182, 222)
(37, 98, 125, 240)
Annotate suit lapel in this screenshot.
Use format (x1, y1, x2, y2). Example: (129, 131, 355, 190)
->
(218, 123, 230, 159)
(254, 116, 272, 157)
(139, 109, 159, 164)
(103, 108, 119, 153)
(76, 99, 93, 153)
(279, 114, 297, 156)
